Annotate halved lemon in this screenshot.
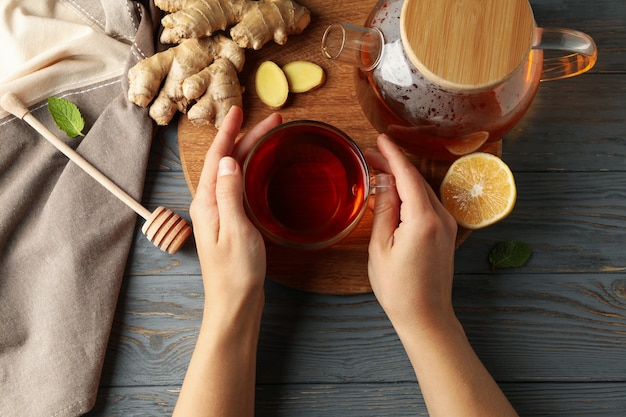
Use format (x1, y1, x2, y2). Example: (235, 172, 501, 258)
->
(440, 153, 516, 229)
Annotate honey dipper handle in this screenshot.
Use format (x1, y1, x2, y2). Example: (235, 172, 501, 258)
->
(1, 93, 152, 220)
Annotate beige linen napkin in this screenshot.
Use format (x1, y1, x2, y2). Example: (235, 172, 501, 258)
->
(0, 1, 161, 415)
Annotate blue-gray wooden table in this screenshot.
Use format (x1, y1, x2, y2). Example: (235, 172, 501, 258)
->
(86, 1, 626, 415)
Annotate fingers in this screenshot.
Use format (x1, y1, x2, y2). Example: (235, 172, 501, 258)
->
(364, 147, 391, 174)
(190, 106, 244, 241)
(375, 135, 437, 220)
(368, 134, 458, 248)
(233, 112, 283, 163)
(367, 137, 400, 252)
(369, 173, 400, 251)
(195, 106, 244, 206)
(191, 108, 282, 239)
(374, 138, 453, 221)
(214, 157, 250, 233)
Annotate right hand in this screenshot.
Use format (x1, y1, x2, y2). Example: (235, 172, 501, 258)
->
(365, 134, 458, 330)
(366, 136, 520, 417)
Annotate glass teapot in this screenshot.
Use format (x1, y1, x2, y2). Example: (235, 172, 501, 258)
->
(322, 0, 597, 160)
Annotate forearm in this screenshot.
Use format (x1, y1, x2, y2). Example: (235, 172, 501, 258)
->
(396, 314, 518, 417)
(173, 291, 264, 417)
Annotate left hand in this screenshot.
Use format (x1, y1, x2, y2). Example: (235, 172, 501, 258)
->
(189, 106, 282, 309)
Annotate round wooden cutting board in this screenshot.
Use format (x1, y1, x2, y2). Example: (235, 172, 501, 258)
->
(178, 0, 481, 295)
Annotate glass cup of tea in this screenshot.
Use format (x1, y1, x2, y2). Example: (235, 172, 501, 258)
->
(242, 120, 393, 250)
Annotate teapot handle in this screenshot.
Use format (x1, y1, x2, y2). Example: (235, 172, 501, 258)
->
(533, 27, 598, 81)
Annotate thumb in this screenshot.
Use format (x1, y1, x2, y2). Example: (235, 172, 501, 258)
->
(369, 174, 400, 251)
(215, 156, 249, 226)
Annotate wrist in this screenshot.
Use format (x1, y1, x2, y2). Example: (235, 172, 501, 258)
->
(201, 289, 264, 339)
(391, 304, 463, 344)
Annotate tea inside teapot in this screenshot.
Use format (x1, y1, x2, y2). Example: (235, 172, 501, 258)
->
(322, 0, 597, 160)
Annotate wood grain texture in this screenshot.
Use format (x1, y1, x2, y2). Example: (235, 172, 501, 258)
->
(98, 276, 626, 387)
(175, 0, 511, 294)
(85, 0, 626, 415)
(178, 0, 378, 197)
(129, 168, 626, 276)
(401, 0, 534, 89)
(88, 273, 626, 415)
(88, 382, 626, 416)
(178, 0, 382, 294)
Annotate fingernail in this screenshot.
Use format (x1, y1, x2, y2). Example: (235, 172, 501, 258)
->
(218, 157, 236, 177)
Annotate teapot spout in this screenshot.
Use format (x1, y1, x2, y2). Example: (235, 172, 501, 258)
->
(321, 23, 384, 71)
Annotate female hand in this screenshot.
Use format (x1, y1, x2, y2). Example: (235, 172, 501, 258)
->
(189, 106, 282, 308)
(174, 107, 282, 417)
(364, 134, 458, 330)
(365, 136, 518, 417)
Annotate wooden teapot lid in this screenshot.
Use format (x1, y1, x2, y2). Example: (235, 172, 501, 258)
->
(400, 0, 535, 91)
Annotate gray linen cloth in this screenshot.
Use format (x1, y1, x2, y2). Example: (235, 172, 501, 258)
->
(0, 1, 162, 415)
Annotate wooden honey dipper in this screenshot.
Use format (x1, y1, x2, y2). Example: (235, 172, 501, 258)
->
(1, 92, 192, 254)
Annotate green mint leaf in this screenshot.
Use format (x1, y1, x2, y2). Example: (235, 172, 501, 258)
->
(47, 97, 85, 138)
(489, 241, 532, 270)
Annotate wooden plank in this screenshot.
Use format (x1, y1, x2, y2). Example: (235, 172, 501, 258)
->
(458, 169, 626, 273)
(101, 275, 626, 388)
(129, 168, 626, 275)
(503, 74, 626, 173)
(85, 382, 626, 416)
(146, 123, 185, 173)
(531, 0, 626, 72)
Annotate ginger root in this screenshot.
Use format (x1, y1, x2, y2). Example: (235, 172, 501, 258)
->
(185, 58, 243, 126)
(156, 0, 311, 49)
(127, 34, 245, 127)
(128, 0, 311, 126)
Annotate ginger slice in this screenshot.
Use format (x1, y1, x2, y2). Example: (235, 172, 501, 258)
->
(255, 61, 289, 110)
(282, 61, 326, 93)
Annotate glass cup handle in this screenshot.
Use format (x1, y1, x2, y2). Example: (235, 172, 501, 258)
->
(533, 27, 598, 82)
(370, 173, 396, 195)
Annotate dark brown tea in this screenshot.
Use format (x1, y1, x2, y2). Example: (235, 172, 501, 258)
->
(354, 0, 543, 160)
(243, 121, 369, 249)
